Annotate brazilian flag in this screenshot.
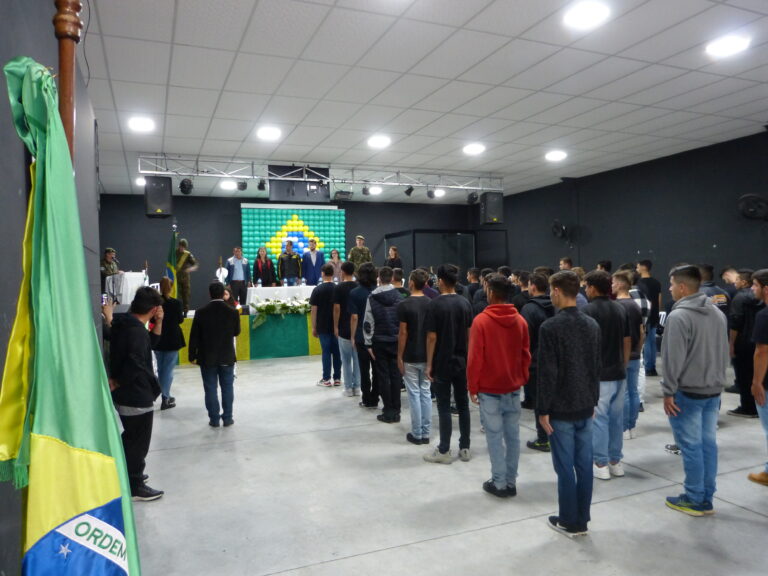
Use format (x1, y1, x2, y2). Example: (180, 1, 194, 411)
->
(165, 229, 177, 298)
(0, 58, 140, 574)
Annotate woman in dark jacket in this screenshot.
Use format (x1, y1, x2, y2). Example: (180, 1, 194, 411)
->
(253, 246, 277, 287)
(155, 277, 185, 410)
(384, 245, 402, 269)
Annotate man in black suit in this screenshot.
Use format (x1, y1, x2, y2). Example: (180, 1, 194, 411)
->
(189, 282, 241, 427)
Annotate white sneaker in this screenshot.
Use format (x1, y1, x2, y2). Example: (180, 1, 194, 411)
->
(593, 464, 611, 480)
(629, 428, 636, 439)
(459, 448, 471, 462)
(316, 379, 332, 387)
(343, 389, 354, 397)
(352, 388, 360, 396)
(423, 447, 453, 464)
(608, 462, 625, 477)
(623, 430, 632, 440)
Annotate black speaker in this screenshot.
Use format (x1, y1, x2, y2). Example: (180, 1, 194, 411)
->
(144, 176, 172, 218)
(479, 192, 503, 224)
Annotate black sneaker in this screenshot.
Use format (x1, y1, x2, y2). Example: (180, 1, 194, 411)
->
(727, 406, 758, 418)
(450, 404, 459, 415)
(482, 480, 510, 498)
(527, 439, 551, 452)
(506, 485, 517, 497)
(223, 419, 235, 427)
(547, 516, 586, 538)
(142, 473, 149, 481)
(377, 414, 398, 424)
(421, 437, 430, 445)
(359, 401, 378, 409)
(132, 484, 164, 502)
(638, 403, 645, 413)
(406, 433, 423, 445)
(665, 443, 681, 455)
(161, 397, 176, 410)
(209, 420, 220, 428)
(645, 369, 659, 377)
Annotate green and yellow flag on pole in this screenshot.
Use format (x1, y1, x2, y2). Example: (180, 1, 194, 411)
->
(0, 57, 140, 575)
(165, 227, 177, 298)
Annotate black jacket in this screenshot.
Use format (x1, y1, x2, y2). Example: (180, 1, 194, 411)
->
(537, 308, 601, 421)
(253, 258, 277, 286)
(520, 296, 555, 368)
(364, 287, 403, 345)
(155, 296, 186, 351)
(511, 290, 531, 312)
(188, 300, 241, 366)
(583, 297, 629, 381)
(110, 313, 161, 407)
(729, 288, 765, 352)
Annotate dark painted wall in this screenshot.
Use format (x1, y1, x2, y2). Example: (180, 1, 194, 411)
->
(98, 196, 474, 310)
(1, 2, 100, 574)
(504, 132, 768, 300)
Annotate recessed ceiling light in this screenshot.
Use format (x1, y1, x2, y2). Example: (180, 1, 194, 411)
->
(463, 143, 486, 156)
(127, 116, 155, 133)
(256, 126, 282, 141)
(563, 1, 610, 31)
(135, 177, 146, 186)
(367, 134, 391, 149)
(705, 34, 751, 58)
(369, 186, 383, 195)
(545, 150, 568, 162)
(434, 188, 446, 198)
(220, 180, 237, 191)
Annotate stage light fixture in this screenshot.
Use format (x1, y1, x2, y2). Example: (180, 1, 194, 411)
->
(434, 188, 446, 198)
(467, 192, 479, 205)
(369, 186, 383, 195)
(135, 177, 146, 187)
(237, 181, 248, 191)
(404, 186, 414, 197)
(427, 189, 435, 199)
(362, 186, 370, 196)
(179, 178, 193, 195)
(220, 180, 237, 191)
(257, 179, 266, 191)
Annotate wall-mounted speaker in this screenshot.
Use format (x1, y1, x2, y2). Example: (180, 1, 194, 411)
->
(144, 176, 172, 218)
(479, 192, 503, 224)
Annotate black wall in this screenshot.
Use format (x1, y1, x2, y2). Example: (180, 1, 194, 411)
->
(98, 196, 475, 310)
(1, 3, 100, 574)
(503, 132, 768, 295)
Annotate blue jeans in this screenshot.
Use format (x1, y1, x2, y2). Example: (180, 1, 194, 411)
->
(200, 365, 235, 424)
(623, 359, 640, 431)
(338, 337, 360, 390)
(285, 277, 298, 287)
(479, 391, 521, 489)
(643, 323, 657, 371)
(318, 333, 341, 381)
(155, 350, 178, 398)
(404, 363, 431, 439)
(593, 379, 626, 466)
(668, 391, 720, 504)
(757, 399, 768, 473)
(550, 418, 593, 530)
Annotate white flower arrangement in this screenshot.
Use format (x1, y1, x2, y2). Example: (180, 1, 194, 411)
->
(250, 297, 311, 328)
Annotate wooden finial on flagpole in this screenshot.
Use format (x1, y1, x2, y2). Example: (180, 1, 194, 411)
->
(53, 0, 83, 160)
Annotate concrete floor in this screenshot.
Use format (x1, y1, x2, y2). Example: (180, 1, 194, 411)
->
(136, 357, 768, 576)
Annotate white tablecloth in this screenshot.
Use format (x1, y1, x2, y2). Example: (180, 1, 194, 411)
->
(246, 285, 315, 306)
(106, 271, 147, 304)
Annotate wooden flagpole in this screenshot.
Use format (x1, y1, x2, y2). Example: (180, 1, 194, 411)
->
(53, 0, 83, 160)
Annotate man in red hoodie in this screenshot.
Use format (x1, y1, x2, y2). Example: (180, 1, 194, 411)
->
(469, 274, 531, 497)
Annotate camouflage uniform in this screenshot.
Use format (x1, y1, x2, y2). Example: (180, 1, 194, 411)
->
(347, 246, 372, 273)
(176, 249, 197, 315)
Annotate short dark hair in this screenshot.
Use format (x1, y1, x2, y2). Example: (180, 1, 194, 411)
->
(597, 260, 612, 272)
(670, 264, 701, 290)
(486, 273, 511, 300)
(533, 266, 554, 278)
(517, 270, 531, 287)
(409, 269, 429, 290)
(549, 271, 579, 298)
(321, 263, 334, 277)
(437, 264, 459, 287)
(560, 257, 572, 266)
(340, 261, 355, 276)
(618, 262, 634, 271)
(753, 268, 768, 289)
(638, 259, 652, 270)
(356, 262, 377, 289)
(392, 268, 404, 284)
(209, 282, 225, 299)
(285, 240, 293, 247)
(698, 264, 714, 282)
(612, 270, 633, 290)
(530, 273, 548, 293)
(584, 270, 612, 295)
(497, 266, 512, 278)
(720, 265, 737, 277)
(468, 267, 480, 281)
(480, 267, 494, 279)
(130, 287, 162, 314)
(737, 268, 754, 285)
(378, 266, 393, 284)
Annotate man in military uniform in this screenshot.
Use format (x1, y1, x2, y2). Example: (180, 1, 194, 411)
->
(176, 238, 199, 316)
(100, 247, 121, 294)
(348, 235, 372, 273)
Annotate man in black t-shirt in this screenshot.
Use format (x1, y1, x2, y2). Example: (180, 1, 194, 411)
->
(310, 264, 341, 387)
(334, 261, 359, 397)
(583, 271, 630, 481)
(423, 264, 473, 464)
(728, 269, 762, 418)
(348, 263, 379, 408)
(749, 269, 768, 486)
(636, 259, 662, 376)
(398, 269, 432, 445)
(613, 271, 644, 439)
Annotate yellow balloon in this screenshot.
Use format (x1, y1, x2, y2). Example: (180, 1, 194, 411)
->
(292, 214, 299, 221)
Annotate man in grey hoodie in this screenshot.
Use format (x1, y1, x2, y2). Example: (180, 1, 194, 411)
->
(662, 265, 729, 516)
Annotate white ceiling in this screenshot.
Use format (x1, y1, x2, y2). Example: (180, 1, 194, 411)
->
(83, 0, 768, 204)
